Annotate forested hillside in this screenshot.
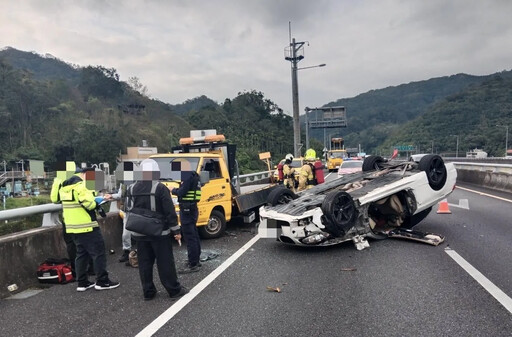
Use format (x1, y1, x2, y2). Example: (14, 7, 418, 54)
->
(314, 71, 512, 156)
(1, 46, 511, 175)
(381, 75, 512, 156)
(0, 48, 294, 172)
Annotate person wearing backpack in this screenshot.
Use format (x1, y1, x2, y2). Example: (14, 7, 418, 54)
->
(172, 166, 202, 274)
(127, 159, 188, 301)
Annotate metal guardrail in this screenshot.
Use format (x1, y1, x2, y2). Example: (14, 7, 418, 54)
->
(452, 162, 512, 174)
(0, 171, 274, 227)
(0, 203, 61, 226)
(4, 162, 510, 228)
(232, 170, 273, 186)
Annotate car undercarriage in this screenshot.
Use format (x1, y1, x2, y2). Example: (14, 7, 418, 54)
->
(259, 155, 457, 248)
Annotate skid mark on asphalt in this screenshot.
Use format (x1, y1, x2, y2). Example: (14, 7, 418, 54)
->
(135, 234, 262, 337)
(445, 247, 512, 314)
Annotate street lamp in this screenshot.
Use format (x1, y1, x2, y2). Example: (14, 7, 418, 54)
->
(496, 124, 509, 157)
(450, 135, 459, 158)
(285, 37, 325, 157)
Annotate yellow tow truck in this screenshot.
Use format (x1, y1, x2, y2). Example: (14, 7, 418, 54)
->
(326, 137, 348, 172)
(150, 130, 278, 239)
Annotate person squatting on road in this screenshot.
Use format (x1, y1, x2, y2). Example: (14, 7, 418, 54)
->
(172, 167, 202, 274)
(127, 159, 188, 301)
(105, 182, 134, 264)
(53, 166, 119, 292)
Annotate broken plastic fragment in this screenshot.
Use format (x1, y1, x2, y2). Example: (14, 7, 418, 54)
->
(266, 286, 281, 293)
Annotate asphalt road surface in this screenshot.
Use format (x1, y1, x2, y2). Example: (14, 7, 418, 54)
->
(1, 182, 511, 337)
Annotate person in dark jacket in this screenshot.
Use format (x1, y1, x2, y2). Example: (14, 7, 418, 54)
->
(171, 167, 202, 274)
(127, 159, 188, 301)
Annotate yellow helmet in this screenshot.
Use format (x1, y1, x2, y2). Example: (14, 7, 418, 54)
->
(305, 148, 316, 161)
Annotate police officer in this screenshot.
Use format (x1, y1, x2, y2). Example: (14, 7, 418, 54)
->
(55, 166, 119, 292)
(172, 167, 202, 274)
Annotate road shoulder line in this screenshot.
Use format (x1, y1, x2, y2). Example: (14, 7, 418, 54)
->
(445, 247, 512, 314)
(136, 234, 261, 337)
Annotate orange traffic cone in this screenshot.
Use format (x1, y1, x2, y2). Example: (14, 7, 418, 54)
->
(437, 200, 452, 214)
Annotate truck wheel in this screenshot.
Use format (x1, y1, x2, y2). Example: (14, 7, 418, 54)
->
(198, 210, 226, 239)
(321, 191, 357, 233)
(362, 155, 385, 172)
(418, 155, 447, 191)
(267, 187, 297, 206)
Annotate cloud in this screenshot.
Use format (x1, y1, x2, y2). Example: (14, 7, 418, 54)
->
(1, 0, 511, 114)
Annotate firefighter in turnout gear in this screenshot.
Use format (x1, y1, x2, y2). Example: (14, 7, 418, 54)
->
(282, 153, 297, 191)
(56, 166, 119, 292)
(297, 149, 317, 192)
(172, 167, 202, 274)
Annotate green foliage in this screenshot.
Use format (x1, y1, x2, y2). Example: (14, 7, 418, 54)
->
(311, 71, 512, 156)
(0, 195, 51, 235)
(1, 46, 511, 179)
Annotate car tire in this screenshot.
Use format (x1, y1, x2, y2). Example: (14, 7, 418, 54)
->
(198, 209, 226, 239)
(362, 155, 385, 172)
(418, 154, 447, 191)
(321, 191, 357, 233)
(267, 187, 297, 206)
(402, 207, 433, 229)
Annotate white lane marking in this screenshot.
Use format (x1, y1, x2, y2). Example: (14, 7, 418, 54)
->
(136, 234, 262, 337)
(445, 248, 512, 314)
(456, 186, 512, 203)
(448, 199, 469, 210)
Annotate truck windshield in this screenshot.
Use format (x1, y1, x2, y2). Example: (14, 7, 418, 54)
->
(152, 157, 200, 181)
(329, 152, 346, 159)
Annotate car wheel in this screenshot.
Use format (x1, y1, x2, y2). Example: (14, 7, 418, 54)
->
(362, 155, 385, 172)
(198, 209, 226, 239)
(321, 191, 357, 232)
(418, 154, 447, 191)
(267, 187, 297, 206)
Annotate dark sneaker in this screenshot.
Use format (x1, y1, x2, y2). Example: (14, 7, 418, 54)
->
(178, 264, 201, 274)
(77, 281, 95, 292)
(170, 286, 189, 299)
(119, 250, 130, 263)
(94, 280, 120, 290)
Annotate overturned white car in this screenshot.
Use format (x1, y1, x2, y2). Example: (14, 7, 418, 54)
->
(258, 155, 456, 249)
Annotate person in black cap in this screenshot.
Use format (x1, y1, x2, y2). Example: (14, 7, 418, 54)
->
(54, 165, 119, 291)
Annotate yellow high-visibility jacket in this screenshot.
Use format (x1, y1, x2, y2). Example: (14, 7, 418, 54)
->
(58, 175, 99, 233)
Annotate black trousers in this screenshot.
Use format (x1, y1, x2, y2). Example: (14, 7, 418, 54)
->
(180, 203, 201, 267)
(136, 235, 181, 298)
(62, 222, 93, 276)
(73, 228, 109, 284)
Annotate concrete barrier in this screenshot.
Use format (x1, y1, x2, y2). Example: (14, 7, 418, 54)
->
(0, 213, 122, 299)
(453, 162, 512, 193)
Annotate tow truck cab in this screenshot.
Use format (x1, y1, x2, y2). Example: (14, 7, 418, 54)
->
(151, 130, 276, 239)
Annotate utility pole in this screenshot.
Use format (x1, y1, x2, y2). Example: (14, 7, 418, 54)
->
(286, 37, 305, 158)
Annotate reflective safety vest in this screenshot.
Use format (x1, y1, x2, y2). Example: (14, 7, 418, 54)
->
(181, 173, 202, 202)
(59, 177, 98, 233)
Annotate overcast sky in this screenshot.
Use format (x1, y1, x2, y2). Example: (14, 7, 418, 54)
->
(2, 0, 511, 115)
